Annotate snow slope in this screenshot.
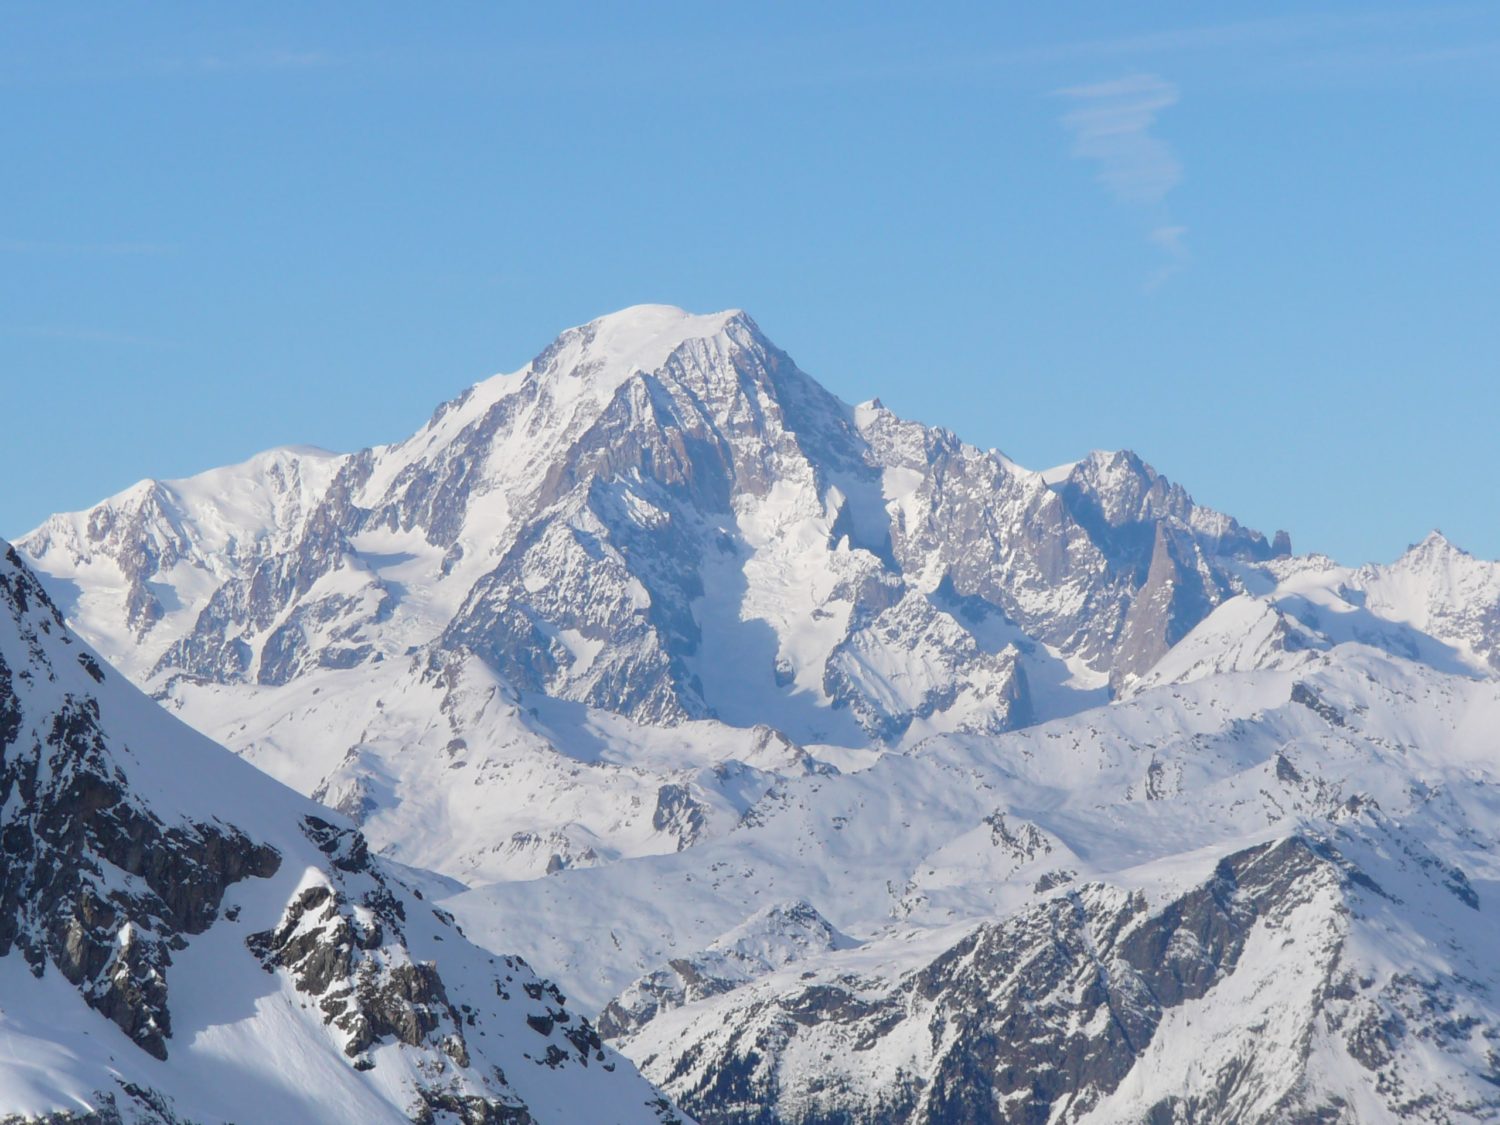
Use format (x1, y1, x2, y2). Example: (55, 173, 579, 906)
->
(0, 542, 684, 1125)
(434, 614, 1500, 1120)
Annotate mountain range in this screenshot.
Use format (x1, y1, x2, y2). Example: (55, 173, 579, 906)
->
(10, 304, 1500, 1123)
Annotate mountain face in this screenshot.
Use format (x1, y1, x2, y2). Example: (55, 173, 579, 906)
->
(620, 829, 1498, 1124)
(19, 306, 1281, 884)
(16, 304, 1500, 1123)
(618, 828, 1488, 1125)
(595, 900, 856, 1043)
(0, 543, 681, 1124)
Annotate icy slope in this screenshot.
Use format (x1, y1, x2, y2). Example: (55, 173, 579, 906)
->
(0, 543, 683, 1125)
(151, 646, 846, 885)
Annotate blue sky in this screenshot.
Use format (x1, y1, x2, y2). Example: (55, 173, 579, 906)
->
(3, 3, 1497, 563)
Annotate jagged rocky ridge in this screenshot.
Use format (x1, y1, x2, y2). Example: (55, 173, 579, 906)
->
(0, 547, 280, 1063)
(0, 543, 682, 1124)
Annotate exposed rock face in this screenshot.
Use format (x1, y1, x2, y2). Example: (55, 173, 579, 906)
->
(0, 546, 282, 1060)
(622, 831, 1500, 1125)
(652, 784, 711, 852)
(0, 543, 684, 1124)
(248, 816, 455, 1063)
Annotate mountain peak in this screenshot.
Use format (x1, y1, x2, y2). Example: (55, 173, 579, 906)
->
(538, 304, 751, 380)
(1396, 530, 1472, 567)
(590, 302, 746, 334)
(421, 305, 761, 456)
(1414, 529, 1460, 552)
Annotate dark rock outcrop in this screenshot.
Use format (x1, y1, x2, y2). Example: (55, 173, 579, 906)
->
(0, 548, 281, 1060)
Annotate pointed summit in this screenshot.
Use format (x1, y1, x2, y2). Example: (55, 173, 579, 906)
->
(529, 304, 752, 385)
(1406, 529, 1465, 558)
(582, 303, 747, 354)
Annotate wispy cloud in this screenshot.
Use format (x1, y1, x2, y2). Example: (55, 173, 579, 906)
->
(1056, 74, 1186, 286)
(1056, 74, 1181, 205)
(1146, 224, 1190, 290)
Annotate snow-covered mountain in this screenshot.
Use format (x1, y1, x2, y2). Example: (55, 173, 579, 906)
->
(17, 304, 1500, 1122)
(0, 541, 683, 1124)
(19, 305, 1282, 883)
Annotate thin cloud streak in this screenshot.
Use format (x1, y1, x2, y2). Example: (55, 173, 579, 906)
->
(1, 9, 1488, 95)
(689, 7, 1499, 94)
(1146, 225, 1190, 291)
(1056, 74, 1186, 287)
(1056, 74, 1181, 206)
(1027, 7, 1482, 63)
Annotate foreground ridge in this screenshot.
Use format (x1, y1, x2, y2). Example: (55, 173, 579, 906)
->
(0, 543, 684, 1124)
